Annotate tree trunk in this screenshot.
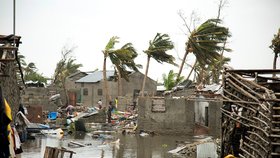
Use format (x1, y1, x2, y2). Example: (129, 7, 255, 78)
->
(63, 79, 69, 105)
(273, 53, 278, 77)
(116, 67, 122, 96)
(141, 56, 150, 97)
(186, 60, 197, 81)
(0, 62, 20, 122)
(177, 46, 190, 82)
(103, 53, 109, 107)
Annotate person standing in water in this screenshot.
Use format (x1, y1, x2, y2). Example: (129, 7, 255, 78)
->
(107, 101, 114, 123)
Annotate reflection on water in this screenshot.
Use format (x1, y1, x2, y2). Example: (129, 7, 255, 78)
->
(21, 133, 193, 158)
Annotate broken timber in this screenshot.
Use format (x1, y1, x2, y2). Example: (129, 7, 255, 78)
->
(44, 146, 76, 158)
(221, 68, 280, 158)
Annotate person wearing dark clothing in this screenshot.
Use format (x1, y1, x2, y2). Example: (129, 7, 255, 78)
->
(18, 103, 25, 114)
(107, 101, 114, 123)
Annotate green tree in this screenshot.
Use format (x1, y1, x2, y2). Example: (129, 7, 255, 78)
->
(24, 71, 47, 84)
(270, 28, 280, 71)
(18, 53, 48, 84)
(162, 70, 184, 90)
(103, 37, 141, 105)
(177, 19, 231, 84)
(110, 43, 141, 96)
(141, 33, 176, 96)
(53, 46, 82, 105)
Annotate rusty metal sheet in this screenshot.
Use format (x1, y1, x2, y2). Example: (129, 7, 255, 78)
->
(25, 105, 43, 123)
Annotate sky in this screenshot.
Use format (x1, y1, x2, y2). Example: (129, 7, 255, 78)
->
(1, 0, 280, 82)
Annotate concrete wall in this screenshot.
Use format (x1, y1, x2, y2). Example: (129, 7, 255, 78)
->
(138, 97, 222, 136)
(117, 96, 134, 111)
(65, 72, 87, 91)
(80, 110, 106, 124)
(77, 80, 118, 107)
(122, 72, 157, 96)
(138, 97, 195, 135)
(21, 86, 65, 112)
(208, 101, 222, 137)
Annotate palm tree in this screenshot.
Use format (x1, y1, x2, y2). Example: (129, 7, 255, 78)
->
(53, 47, 82, 105)
(103, 37, 141, 105)
(162, 70, 184, 90)
(176, 19, 231, 83)
(110, 43, 141, 96)
(17, 54, 48, 85)
(270, 28, 280, 71)
(102, 37, 119, 106)
(192, 56, 230, 84)
(24, 62, 36, 75)
(141, 33, 176, 96)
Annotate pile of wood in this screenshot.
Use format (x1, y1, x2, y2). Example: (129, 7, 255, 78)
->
(221, 68, 280, 158)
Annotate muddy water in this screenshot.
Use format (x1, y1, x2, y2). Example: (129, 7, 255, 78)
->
(21, 132, 194, 158)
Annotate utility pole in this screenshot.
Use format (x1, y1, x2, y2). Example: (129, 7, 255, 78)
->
(13, 0, 16, 35)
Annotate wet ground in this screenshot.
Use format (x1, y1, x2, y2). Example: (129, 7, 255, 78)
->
(21, 132, 195, 158)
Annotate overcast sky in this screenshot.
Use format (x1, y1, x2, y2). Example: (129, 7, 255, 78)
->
(1, 0, 280, 82)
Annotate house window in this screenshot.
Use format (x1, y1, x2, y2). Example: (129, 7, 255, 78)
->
(98, 89, 102, 96)
(81, 83, 84, 87)
(83, 88, 88, 96)
(133, 89, 140, 97)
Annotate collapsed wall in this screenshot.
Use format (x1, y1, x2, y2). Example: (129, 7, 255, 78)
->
(138, 97, 195, 135)
(137, 97, 222, 136)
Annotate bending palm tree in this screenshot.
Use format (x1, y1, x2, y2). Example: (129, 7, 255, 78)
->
(177, 19, 231, 83)
(141, 33, 176, 96)
(103, 37, 141, 105)
(109, 43, 141, 96)
(53, 48, 82, 105)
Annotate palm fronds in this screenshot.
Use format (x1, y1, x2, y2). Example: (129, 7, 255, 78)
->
(188, 19, 231, 66)
(145, 33, 177, 66)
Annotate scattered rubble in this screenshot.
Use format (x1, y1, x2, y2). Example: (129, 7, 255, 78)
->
(168, 137, 220, 158)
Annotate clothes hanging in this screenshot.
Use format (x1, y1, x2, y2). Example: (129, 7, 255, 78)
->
(12, 127, 23, 155)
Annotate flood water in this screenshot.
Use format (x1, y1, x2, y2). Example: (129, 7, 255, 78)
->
(21, 132, 195, 158)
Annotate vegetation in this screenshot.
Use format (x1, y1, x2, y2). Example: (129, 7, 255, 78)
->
(18, 53, 48, 84)
(270, 28, 280, 70)
(103, 37, 141, 105)
(177, 18, 231, 85)
(141, 33, 176, 96)
(162, 70, 184, 90)
(53, 46, 82, 105)
(193, 56, 230, 84)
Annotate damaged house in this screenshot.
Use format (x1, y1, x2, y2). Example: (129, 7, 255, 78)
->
(138, 80, 222, 136)
(221, 68, 280, 157)
(74, 70, 157, 107)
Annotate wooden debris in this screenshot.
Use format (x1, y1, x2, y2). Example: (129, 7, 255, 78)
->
(221, 68, 280, 157)
(44, 146, 75, 158)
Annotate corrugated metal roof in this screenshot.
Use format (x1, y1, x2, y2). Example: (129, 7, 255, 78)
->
(67, 71, 87, 79)
(157, 85, 166, 91)
(75, 70, 115, 83)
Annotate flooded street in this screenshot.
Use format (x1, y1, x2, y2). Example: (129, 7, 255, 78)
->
(21, 132, 194, 158)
